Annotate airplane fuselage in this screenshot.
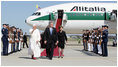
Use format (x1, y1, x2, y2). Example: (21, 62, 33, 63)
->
(26, 3, 117, 34)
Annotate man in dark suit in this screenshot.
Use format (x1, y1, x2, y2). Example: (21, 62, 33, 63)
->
(1, 24, 8, 56)
(44, 21, 58, 60)
(101, 25, 109, 57)
(23, 32, 28, 48)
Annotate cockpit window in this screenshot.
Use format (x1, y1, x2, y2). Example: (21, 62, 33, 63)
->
(32, 12, 41, 16)
(38, 12, 41, 15)
(32, 13, 35, 15)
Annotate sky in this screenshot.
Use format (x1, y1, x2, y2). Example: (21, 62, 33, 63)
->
(1, 1, 117, 34)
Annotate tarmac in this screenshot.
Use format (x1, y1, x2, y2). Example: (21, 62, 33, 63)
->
(1, 43, 117, 66)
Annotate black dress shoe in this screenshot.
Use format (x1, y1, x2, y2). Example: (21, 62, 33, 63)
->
(58, 56, 60, 58)
(49, 58, 52, 60)
(61, 56, 63, 58)
(3, 54, 8, 56)
(102, 55, 108, 57)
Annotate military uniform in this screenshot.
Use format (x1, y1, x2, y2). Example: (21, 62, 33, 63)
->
(82, 33, 86, 50)
(82, 33, 87, 50)
(8, 32, 12, 54)
(16, 30, 20, 51)
(13, 28, 16, 52)
(97, 31, 102, 55)
(93, 28, 99, 54)
(1, 25, 8, 55)
(94, 32, 98, 54)
(91, 31, 95, 51)
(101, 25, 108, 57)
(88, 32, 92, 51)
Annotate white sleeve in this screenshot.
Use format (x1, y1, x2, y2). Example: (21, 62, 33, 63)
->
(29, 29, 33, 34)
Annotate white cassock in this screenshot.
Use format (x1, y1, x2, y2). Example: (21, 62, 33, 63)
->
(28, 29, 41, 57)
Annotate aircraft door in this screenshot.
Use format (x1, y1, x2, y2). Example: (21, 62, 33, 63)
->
(110, 10, 117, 22)
(58, 10, 64, 19)
(104, 10, 117, 34)
(105, 10, 117, 22)
(55, 10, 64, 32)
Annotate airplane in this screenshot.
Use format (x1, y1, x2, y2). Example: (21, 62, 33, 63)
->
(25, 3, 117, 34)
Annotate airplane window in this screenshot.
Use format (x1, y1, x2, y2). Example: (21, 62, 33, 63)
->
(35, 13, 37, 15)
(38, 12, 41, 15)
(32, 13, 37, 15)
(101, 14, 103, 16)
(32, 13, 35, 15)
(98, 14, 100, 16)
(93, 14, 95, 16)
(32, 12, 41, 16)
(35, 12, 38, 15)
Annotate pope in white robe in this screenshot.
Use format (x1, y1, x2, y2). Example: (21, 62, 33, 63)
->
(28, 24, 41, 59)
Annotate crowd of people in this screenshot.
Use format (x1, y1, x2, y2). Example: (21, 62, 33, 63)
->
(82, 25, 109, 57)
(1, 22, 109, 60)
(1, 22, 67, 60)
(1, 24, 28, 56)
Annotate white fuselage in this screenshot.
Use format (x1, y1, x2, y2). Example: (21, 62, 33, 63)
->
(26, 3, 117, 34)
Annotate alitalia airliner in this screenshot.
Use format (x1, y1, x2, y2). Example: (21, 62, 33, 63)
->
(25, 3, 117, 34)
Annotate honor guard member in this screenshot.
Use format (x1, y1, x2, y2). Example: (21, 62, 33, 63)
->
(16, 28, 20, 51)
(82, 30, 87, 51)
(86, 30, 89, 50)
(91, 30, 95, 51)
(101, 25, 109, 57)
(82, 30, 86, 50)
(94, 28, 99, 54)
(8, 27, 13, 54)
(1, 24, 9, 56)
(88, 31, 91, 51)
(97, 28, 103, 55)
(92, 28, 96, 52)
(88, 30, 93, 51)
(84, 30, 88, 51)
(12, 26, 16, 52)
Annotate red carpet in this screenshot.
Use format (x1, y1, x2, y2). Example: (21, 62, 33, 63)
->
(41, 46, 59, 56)
(41, 18, 63, 56)
(55, 19, 62, 32)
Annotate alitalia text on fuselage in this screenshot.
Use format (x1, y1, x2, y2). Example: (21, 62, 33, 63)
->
(70, 6, 106, 12)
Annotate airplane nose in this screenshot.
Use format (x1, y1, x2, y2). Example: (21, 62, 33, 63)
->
(25, 19, 27, 23)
